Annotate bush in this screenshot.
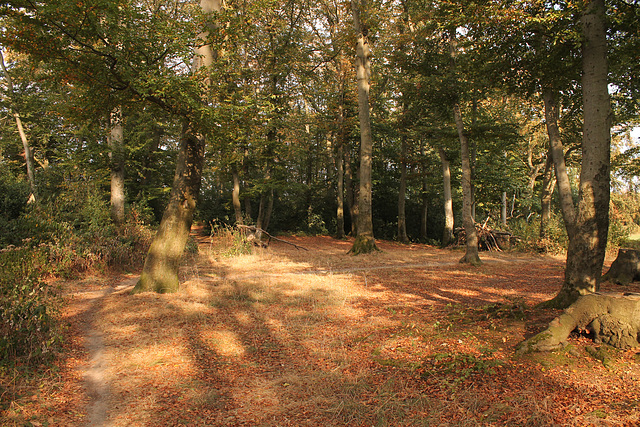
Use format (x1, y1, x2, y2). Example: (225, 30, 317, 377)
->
(0, 247, 62, 365)
(510, 213, 568, 254)
(209, 222, 253, 257)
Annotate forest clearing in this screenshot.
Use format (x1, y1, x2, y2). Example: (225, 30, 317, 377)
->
(4, 232, 640, 427)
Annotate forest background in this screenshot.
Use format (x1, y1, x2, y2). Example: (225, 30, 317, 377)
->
(0, 0, 639, 391)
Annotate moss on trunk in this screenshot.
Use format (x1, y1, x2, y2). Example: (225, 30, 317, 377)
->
(348, 234, 379, 255)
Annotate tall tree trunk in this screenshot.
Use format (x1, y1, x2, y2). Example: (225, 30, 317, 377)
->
(397, 137, 409, 243)
(133, 0, 219, 294)
(501, 191, 508, 227)
(543, 88, 576, 237)
(438, 147, 454, 246)
(454, 103, 481, 265)
(109, 108, 126, 230)
(345, 148, 357, 236)
(336, 139, 346, 238)
(349, 0, 377, 254)
(539, 149, 556, 238)
(231, 168, 243, 224)
(545, 0, 611, 308)
(420, 145, 429, 240)
(263, 189, 274, 231)
(0, 50, 37, 202)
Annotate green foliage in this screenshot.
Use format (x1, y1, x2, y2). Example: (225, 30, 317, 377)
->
(510, 213, 568, 254)
(0, 165, 30, 247)
(0, 247, 62, 365)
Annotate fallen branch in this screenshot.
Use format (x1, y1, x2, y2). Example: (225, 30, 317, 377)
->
(236, 225, 309, 251)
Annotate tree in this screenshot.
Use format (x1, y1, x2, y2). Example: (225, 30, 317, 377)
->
(348, 0, 378, 254)
(133, 0, 220, 293)
(0, 50, 37, 202)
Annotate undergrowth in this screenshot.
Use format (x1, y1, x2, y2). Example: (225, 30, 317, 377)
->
(209, 222, 253, 257)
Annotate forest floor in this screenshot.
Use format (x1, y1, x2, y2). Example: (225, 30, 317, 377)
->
(3, 232, 640, 426)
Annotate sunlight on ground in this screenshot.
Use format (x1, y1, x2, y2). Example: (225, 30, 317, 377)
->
(80, 236, 640, 426)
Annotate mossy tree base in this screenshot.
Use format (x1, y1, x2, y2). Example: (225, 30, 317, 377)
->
(348, 234, 380, 255)
(517, 293, 640, 354)
(459, 252, 481, 266)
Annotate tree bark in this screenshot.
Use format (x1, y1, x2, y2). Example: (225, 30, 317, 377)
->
(133, 0, 219, 294)
(545, 0, 611, 307)
(231, 168, 243, 225)
(543, 88, 576, 237)
(602, 249, 640, 285)
(517, 294, 640, 353)
(539, 149, 556, 239)
(133, 125, 205, 293)
(454, 103, 480, 265)
(336, 139, 345, 238)
(349, 0, 378, 254)
(344, 147, 357, 236)
(438, 147, 454, 247)
(397, 137, 409, 243)
(109, 108, 126, 230)
(421, 156, 429, 241)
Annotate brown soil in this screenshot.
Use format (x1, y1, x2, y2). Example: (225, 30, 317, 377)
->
(4, 235, 640, 426)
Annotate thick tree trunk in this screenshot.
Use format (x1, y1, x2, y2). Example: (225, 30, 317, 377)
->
(546, 0, 611, 307)
(349, 0, 377, 254)
(109, 108, 126, 230)
(454, 103, 480, 265)
(517, 294, 640, 353)
(231, 168, 243, 224)
(438, 147, 454, 247)
(501, 192, 508, 227)
(397, 137, 409, 243)
(133, 0, 219, 294)
(133, 125, 205, 293)
(602, 249, 640, 285)
(539, 149, 556, 239)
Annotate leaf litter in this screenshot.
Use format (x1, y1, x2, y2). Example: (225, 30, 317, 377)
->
(3, 235, 640, 426)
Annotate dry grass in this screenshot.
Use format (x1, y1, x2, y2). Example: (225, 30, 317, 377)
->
(4, 234, 640, 426)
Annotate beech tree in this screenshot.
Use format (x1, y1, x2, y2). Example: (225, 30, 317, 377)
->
(348, 0, 378, 254)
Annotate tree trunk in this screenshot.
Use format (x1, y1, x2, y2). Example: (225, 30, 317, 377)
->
(421, 160, 428, 241)
(133, 0, 219, 294)
(543, 88, 576, 237)
(133, 125, 205, 293)
(0, 50, 37, 202)
(438, 147, 454, 247)
(109, 108, 126, 230)
(602, 249, 640, 285)
(546, 0, 611, 307)
(263, 189, 274, 231)
(345, 148, 357, 236)
(349, 0, 378, 254)
(539, 149, 556, 239)
(231, 168, 243, 225)
(454, 103, 480, 265)
(336, 139, 345, 239)
(501, 191, 507, 227)
(397, 137, 409, 243)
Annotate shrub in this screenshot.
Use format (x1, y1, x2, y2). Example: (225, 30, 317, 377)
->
(0, 247, 62, 365)
(510, 213, 568, 254)
(209, 222, 253, 257)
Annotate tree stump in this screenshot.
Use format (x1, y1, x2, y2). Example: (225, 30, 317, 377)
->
(602, 248, 640, 285)
(516, 293, 640, 353)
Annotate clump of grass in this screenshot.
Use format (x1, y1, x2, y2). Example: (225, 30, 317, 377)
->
(209, 222, 253, 257)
